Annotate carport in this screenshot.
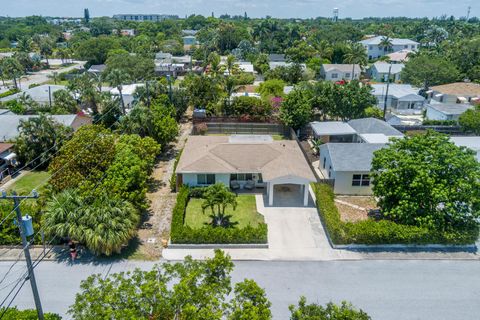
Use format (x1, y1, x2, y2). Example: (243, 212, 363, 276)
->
(266, 176, 312, 207)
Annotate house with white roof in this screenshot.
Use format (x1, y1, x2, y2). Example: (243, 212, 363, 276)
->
(369, 62, 405, 82)
(110, 84, 144, 110)
(425, 103, 473, 121)
(0, 85, 67, 105)
(450, 137, 480, 162)
(320, 64, 361, 81)
(312, 118, 403, 195)
(370, 84, 425, 114)
(359, 36, 419, 60)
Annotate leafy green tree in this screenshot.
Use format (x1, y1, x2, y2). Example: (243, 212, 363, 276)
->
(285, 40, 317, 63)
(228, 96, 273, 121)
(105, 52, 155, 82)
(289, 297, 370, 320)
(0, 307, 61, 320)
(401, 54, 460, 89)
(256, 79, 286, 99)
(379, 36, 393, 53)
(43, 189, 139, 256)
(201, 183, 238, 228)
(371, 131, 480, 232)
(181, 74, 223, 109)
(52, 89, 78, 114)
(364, 106, 384, 119)
(105, 68, 131, 114)
(15, 115, 72, 169)
(48, 125, 116, 193)
(1, 57, 23, 89)
(39, 36, 54, 66)
(67, 73, 101, 114)
(458, 107, 480, 134)
(265, 64, 304, 85)
(280, 87, 313, 131)
(69, 250, 271, 319)
(74, 36, 120, 65)
(253, 53, 270, 75)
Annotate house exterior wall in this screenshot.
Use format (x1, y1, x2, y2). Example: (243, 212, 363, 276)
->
(320, 69, 360, 81)
(370, 69, 401, 82)
(430, 91, 461, 104)
(318, 147, 336, 179)
(426, 106, 450, 120)
(363, 44, 418, 59)
(333, 171, 373, 195)
(181, 173, 230, 187)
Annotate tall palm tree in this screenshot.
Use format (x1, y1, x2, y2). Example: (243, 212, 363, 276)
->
(344, 43, 367, 81)
(106, 69, 131, 115)
(1, 57, 23, 89)
(39, 38, 54, 67)
(225, 55, 239, 76)
(16, 37, 31, 53)
(379, 36, 394, 53)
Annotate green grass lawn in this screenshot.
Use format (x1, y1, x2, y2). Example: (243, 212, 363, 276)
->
(6, 171, 51, 195)
(185, 194, 264, 229)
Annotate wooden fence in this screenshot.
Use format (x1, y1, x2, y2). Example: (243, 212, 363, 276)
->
(193, 122, 290, 136)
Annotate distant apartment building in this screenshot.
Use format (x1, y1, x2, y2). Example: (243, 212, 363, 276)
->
(359, 36, 419, 60)
(113, 14, 178, 22)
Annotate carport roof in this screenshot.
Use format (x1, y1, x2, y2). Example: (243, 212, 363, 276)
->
(177, 135, 316, 182)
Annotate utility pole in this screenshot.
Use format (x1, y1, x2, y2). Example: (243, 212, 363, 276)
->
(166, 75, 173, 103)
(48, 86, 52, 109)
(0, 190, 44, 320)
(383, 63, 393, 120)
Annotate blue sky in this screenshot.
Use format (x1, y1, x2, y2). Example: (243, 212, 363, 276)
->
(1, 0, 477, 19)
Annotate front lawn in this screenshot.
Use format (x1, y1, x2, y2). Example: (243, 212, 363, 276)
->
(6, 171, 51, 194)
(185, 194, 264, 229)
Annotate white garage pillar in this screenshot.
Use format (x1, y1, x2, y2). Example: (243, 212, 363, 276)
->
(268, 182, 274, 206)
(303, 183, 309, 206)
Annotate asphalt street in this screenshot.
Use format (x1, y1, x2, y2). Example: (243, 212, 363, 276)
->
(0, 259, 479, 319)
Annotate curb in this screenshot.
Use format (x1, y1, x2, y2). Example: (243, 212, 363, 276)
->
(167, 243, 269, 249)
(332, 243, 477, 251)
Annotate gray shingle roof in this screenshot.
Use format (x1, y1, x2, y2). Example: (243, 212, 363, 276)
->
(0, 85, 67, 104)
(348, 118, 403, 136)
(321, 143, 386, 171)
(322, 64, 360, 73)
(370, 84, 423, 101)
(371, 62, 405, 74)
(427, 103, 472, 115)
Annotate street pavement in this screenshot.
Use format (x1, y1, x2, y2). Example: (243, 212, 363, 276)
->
(0, 259, 479, 319)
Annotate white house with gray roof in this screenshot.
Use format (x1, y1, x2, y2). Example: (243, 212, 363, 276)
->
(425, 103, 473, 121)
(371, 84, 425, 114)
(369, 62, 405, 82)
(0, 85, 67, 105)
(359, 36, 419, 60)
(320, 64, 361, 81)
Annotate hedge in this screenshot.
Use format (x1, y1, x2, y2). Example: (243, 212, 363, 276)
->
(169, 148, 183, 192)
(313, 184, 478, 245)
(423, 119, 458, 126)
(0, 88, 19, 99)
(170, 186, 268, 244)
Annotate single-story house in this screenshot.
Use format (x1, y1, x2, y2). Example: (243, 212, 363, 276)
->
(182, 35, 197, 46)
(385, 49, 412, 63)
(318, 143, 386, 195)
(320, 64, 361, 81)
(425, 103, 473, 121)
(87, 64, 106, 75)
(311, 121, 358, 143)
(0, 85, 67, 105)
(176, 135, 317, 206)
(269, 61, 306, 70)
(0, 114, 92, 142)
(370, 84, 425, 114)
(182, 29, 198, 36)
(386, 114, 423, 126)
(369, 62, 404, 82)
(450, 137, 480, 162)
(110, 83, 144, 110)
(428, 82, 480, 104)
(155, 52, 173, 64)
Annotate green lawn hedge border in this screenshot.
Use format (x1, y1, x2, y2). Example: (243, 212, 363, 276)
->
(170, 186, 268, 244)
(313, 183, 478, 245)
(0, 88, 20, 99)
(169, 148, 183, 192)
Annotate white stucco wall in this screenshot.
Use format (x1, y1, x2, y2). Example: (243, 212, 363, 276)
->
(426, 106, 449, 120)
(181, 173, 230, 187)
(364, 44, 418, 59)
(333, 171, 373, 195)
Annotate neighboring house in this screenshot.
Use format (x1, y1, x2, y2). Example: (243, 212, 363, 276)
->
(0, 85, 67, 105)
(237, 61, 255, 74)
(425, 103, 473, 121)
(120, 29, 135, 36)
(182, 35, 197, 46)
(450, 137, 480, 162)
(428, 82, 480, 104)
(370, 84, 425, 114)
(155, 52, 173, 63)
(0, 143, 16, 181)
(319, 143, 385, 195)
(269, 61, 306, 70)
(113, 14, 179, 22)
(269, 54, 286, 62)
(313, 118, 403, 195)
(359, 36, 419, 59)
(0, 114, 92, 142)
(369, 62, 404, 82)
(110, 84, 144, 110)
(385, 49, 412, 63)
(320, 64, 361, 81)
(176, 135, 316, 206)
(87, 64, 106, 75)
(386, 114, 423, 126)
(182, 29, 198, 36)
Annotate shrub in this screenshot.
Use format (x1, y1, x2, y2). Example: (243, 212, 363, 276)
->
(0, 88, 20, 98)
(422, 119, 457, 126)
(169, 148, 183, 192)
(28, 83, 40, 89)
(313, 184, 478, 245)
(170, 186, 268, 244)
(0, 307, 62, 319)
(195, 123, 208, 135)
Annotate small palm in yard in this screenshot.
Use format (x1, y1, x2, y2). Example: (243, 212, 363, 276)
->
(106, 68, 131, 115)
(201, 183, 239, 228)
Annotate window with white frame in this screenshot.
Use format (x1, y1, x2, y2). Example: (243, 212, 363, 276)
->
(345, 73, 351, 78)
(352, 174, 370, 186)
(197, 174, 215, 185)
(230, 173, 253, 181)
(331, 73, 338, 79)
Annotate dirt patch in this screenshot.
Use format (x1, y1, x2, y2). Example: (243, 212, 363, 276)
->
(335, 196, 378, 222)
(335, 202, 369, 222)
(300, 140, 318, 164)
(337, 196, 378, 211)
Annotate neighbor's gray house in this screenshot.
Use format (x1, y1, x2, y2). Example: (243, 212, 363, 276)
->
(0, 114, 92, 142)
(320, 64, 360, 81)
(450, 137, 480, 162)
(0, 85, 67, 105)
(359, 36, 419, 60)
(368, 62, 404, 82)
(425, 103, 473, 121)
(175, 135, 316, 206)
(428, 82, 480, 104)
(312, 118, 403, 195)
(370, 84, 425, 114)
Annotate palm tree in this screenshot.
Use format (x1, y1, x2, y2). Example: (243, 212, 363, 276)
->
(201, 183, 238, 228)
(344, 43, 367, 81)
(1, 57, 23, 89)
(207, 52, 222, 79)
(316, 40, 333, 61)
(225, 54, 239, 76)
(68, 73, 101, 114)
(16, 37, 31, 53)
(379, 36, 394, 53)
(39, 38, 54, 67)
(106, 69, 131, 115)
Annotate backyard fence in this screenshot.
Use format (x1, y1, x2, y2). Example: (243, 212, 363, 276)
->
(193, 122, 291, 136)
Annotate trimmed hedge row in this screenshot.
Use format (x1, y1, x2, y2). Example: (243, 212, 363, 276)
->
(170, 186, 268, 244)
(169, 148, 183, 192)
(0, 88, 19, 99)
(313, 184, 478, 245)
